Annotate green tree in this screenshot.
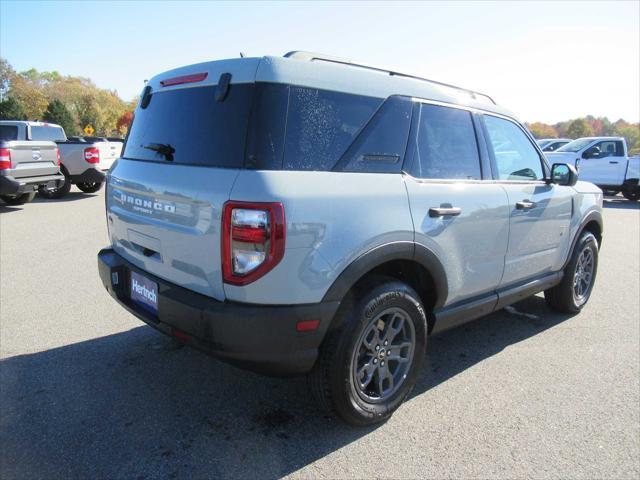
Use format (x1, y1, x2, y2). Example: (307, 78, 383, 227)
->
(0, 97, 27, 120)
(43, 99, 77, 135)
(616, 124, 640, 154)
(566, 119, 594, 139)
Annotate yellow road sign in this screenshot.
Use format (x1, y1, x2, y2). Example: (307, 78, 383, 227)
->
(84, 125, 95, 136)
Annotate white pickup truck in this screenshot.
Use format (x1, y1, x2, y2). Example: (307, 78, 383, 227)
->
(0, 121, 122, 199)
(546, 136, 639, 201)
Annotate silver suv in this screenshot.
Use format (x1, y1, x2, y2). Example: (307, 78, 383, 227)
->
(98, 52, 603, 426)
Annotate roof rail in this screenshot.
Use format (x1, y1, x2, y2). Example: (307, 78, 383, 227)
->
(283, 51, 496, 105)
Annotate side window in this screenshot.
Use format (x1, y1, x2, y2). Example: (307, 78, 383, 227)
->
(283, 87, 381, 171)
(411, 103, 481, 180)
(594, 141, 621, 158)
(335, 96, 413, 173)
(483, 115, 543, 181)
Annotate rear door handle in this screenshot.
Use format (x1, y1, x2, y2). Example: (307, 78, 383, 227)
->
(429, 206, 462, 217)
(516, 200, 536, 210)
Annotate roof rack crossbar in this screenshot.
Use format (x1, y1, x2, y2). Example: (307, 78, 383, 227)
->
(283, 51, 496, 105)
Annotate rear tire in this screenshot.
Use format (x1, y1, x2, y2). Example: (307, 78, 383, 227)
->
(38, 168, 71, 199)
(622, 188, 639, 202)
(309, 276, 427, 426)
(76, 181, 103, 193)
(0, 191, 36, 205)
(545, 231, 598, 313)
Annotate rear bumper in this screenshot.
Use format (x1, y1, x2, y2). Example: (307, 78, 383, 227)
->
(0, 173, 64, 196)
(97, 248, 340, 376)
(70, 168, 106, 184)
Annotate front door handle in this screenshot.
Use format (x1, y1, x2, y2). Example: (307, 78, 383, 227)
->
(516, 200, 536, 210)
(429, 206, 462, 217)
(609, 161, 619, 164)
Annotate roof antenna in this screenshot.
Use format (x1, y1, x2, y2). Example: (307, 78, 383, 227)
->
(239, 52, 245, 58)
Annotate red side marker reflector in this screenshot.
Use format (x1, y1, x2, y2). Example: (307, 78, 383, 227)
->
(160, 72, 208, 87)
(172, 328, 189, 343)
(296, 319, 320, 332)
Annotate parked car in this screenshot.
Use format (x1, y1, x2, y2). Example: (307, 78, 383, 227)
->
(0, 121, 65, 205)
(536, 138, 571, 152)
(17, 124, 124, 199)
(546, 137, 639, 200)
(97, 52, 603, 426)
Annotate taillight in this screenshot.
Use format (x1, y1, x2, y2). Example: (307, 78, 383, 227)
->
(222, 201, 285, 285)
(84, 147, 100, 164)
(0, 148, 11, 170)
(55, 147, 61, 166)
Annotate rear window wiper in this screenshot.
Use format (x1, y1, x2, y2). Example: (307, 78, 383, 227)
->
(143, 143, 175, 161)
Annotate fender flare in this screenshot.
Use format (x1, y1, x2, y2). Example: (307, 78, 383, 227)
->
(321, 241, 448, 309)
(562, 209, 603, 270)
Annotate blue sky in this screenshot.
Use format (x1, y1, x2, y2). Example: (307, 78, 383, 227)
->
(1, 1, 638, 123)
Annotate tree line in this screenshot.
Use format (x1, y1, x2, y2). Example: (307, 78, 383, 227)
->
(527, 117, 639, 154)
(1, 57, 638, 153)
(0, 58, 135, 137)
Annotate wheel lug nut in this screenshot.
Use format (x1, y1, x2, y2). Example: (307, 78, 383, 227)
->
(375, 345, 380, 351)
(373, 359, 378, 364)
(384, 341, 388, 346)
(381, 361, 385, 366)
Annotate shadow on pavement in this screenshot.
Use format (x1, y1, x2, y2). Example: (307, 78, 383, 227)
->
(603, 197, 639, 209)
(1, 296, 573, 479)
(31, 192, 99, 204)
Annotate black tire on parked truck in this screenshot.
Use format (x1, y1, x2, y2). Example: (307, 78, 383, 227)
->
(622, 188, 639, 202)
(0, 191, 36, 205)
(545, 231, 599, 314)
(76, 181, 104, 193)
(38, 167, 71, 199)
(309, 276, 427, 426)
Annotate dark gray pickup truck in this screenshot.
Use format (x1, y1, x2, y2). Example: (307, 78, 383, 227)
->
(0, 121, 64, 205)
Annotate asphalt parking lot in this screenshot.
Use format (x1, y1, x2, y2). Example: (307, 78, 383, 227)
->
(1, 189, 638, 479)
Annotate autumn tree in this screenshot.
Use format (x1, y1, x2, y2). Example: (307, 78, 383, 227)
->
(566, 119, 594, 139)
(527, 122, 558, 139)
(116, 111, 133, 134)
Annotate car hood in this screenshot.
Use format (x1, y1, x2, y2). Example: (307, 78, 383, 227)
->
(573, 180, 602, 194)
(545, 151, 579, 166)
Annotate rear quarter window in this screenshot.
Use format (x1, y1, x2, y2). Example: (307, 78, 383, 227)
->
(0, 125, 18, 141)
(124, 84, 254, 167)
(283, 87, 381, 171)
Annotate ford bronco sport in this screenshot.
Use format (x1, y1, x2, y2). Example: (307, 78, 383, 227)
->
(98, 52, 603, 426)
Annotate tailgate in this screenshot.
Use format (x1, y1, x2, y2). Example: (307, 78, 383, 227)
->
(107, 159, 239, 301)
(5, 141, 59, 179)
(96, 141, 122, 171)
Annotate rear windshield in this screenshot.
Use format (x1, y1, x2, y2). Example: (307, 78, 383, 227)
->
(124, 82, 383, 171)
(124, 84, 254, 167)
(30, 126, 66, 142)
(0, 125, 18, 141)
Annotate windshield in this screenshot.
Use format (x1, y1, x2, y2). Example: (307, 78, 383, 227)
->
(556, 138, 594, 152)
(30, 125, 66, 142)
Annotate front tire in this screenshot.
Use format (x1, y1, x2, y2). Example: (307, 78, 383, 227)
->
(309, 277, 427, 426)
(0, 191, 36, 205)
(76, 181, 103, 193)
(545, 231, 598, 313)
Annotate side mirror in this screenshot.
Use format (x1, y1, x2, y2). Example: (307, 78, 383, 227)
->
(550, 163, 578, 186)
